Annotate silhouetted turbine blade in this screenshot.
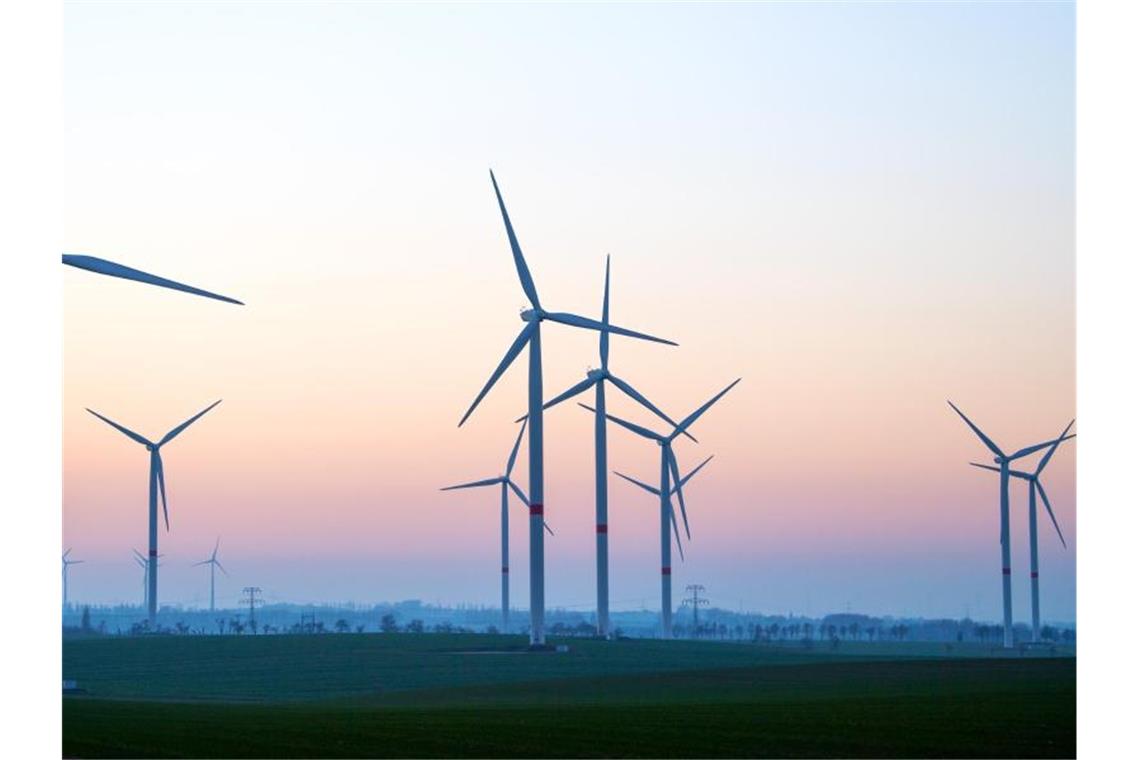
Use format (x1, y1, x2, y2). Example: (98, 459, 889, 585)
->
(86, 408, 151, 447)
(488, 171, 541, 310)
(63, 254, 244, 305)
(459, 323, 535, 427)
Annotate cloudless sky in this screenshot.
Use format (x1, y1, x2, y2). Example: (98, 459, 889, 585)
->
(63, 1, 1075, 621)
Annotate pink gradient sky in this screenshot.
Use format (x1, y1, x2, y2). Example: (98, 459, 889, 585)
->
(63, 2, 1074, 620)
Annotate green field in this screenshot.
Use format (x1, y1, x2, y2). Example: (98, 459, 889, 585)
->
(63, 634, 1075, 758)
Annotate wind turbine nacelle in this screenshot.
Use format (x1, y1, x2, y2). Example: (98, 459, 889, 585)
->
(519, 308, 540, 322)
(587, 368, 605, 381)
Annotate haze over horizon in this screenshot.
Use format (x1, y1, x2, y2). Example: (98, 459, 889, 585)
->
(63, 2, 1075, 621)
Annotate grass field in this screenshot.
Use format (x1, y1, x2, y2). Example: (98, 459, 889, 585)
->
(63, 633, 1075, 758)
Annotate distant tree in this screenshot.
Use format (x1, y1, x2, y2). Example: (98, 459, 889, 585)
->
(1061, 628, 1074, 644)
(485, 625, 499, 635)
(335, 619, 350, 634)
(263, 624, 272, 635)
(803, 622, 814, 640)
(356, 624, 365, 634)
(406, 619, 424, 634)
(80, 606, 91, 632)
(380, 613, 399, 633)
(217, 618, 226, 635)
(1040, 625, 1058, 642)
(849, 622, 860, 641)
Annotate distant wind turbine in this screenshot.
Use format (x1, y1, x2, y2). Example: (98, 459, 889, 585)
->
(193, 537, 229, 613)
(458, 171, 676, 646)
(62, 254, 244, 304)
(441, 420, 553, 631)
(970, 419, 1074, 643)
(948, 401, 1074, 648)
(88, 400, 222, 624)
(615, 454, 715, 565)
(62, 549, 83, 610)
(132, 548, 163, 611)
(584, 378, 740, 638)
(537, 255, 687, 637)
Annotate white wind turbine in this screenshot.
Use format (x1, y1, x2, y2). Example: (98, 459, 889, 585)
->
(441, 420, 553, 631)
(537, 255, 688, 637)
(193, 537, 229, 613)
(970, 419, 1074, 643)
(458, 171, 676, 646)
(584, 378, 740, 638)
(948, 401, 1073, 648)
(88, 400, 222, 624)
(62, 549, 83, 610)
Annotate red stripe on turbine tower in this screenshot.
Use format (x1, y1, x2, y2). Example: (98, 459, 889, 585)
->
(661, 567, 671, 575)
(501, 566, 509, 573)
(149, 549, 158, 556)
(1002, 568, 1011, 575)
(596, 524, 608, 534)
(529, 503, 543, 516)
(1031, 572, 1039, 578)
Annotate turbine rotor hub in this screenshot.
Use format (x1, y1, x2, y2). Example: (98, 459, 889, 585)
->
(519, 308, 541, 322)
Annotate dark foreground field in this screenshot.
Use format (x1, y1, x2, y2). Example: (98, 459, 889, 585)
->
(63, 634, 1074, 758)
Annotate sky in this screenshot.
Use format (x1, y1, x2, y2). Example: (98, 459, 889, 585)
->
(63, 1, 1075, 622)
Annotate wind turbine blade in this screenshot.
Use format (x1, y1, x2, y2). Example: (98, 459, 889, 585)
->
(132, 549, 146, 562)
(213, 536, 221, 560)
(613, 470, 660, 497)
(946, 401, 1004, 458)
(968, 462, 1002, 473)
(63, 548, 71, 560)
(488, 170, 541, 310)
(600, 255, 611, 370)
(1035, 420, 1075, 475)
(155, 453, 170, 531)
(505, 419, 528, 477)
(62, 254, 244, 305)
(544, 521, 555, 536)
(86, 408, 151, 447)
(440, 477, 503, 491)
(673, 378, 741, 439)
(159, 399, 222, 446)
(459, 323, 535, 427)
(1009, 434, 1075, 462)
(215, 560, 229, 576)
(1036, 481, 1067, 549)
(673, 455, 714, 493)
(507, 478, 530, 506)
(579, 403, 663, 442)
(607, 373, 697, 443)
(670, 503, 685, 561)
(667, 449, 691, 540)
(193, 559, 211, 567)
(71, 560, 85, 565)
(545, 312, 677, 346)
(506, 479, 530, 506)
(543, 376, 599, 411)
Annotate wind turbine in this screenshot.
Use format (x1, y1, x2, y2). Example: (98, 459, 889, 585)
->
(441, 420, 553, 631)
(132, 548, 163, 610)
(584, 378, 740, 638)
(88, 400, 222, 624)
(970, 420, 1074, 643)
(63, 254, 244, 304)
(62, 549, 83, 610)
(458, 171, 677, 646)
(537, 255, 689, 638)
(615, 454, 715, 568)
(948, 401, 1074, 648)
(193, 537, 229, 613)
